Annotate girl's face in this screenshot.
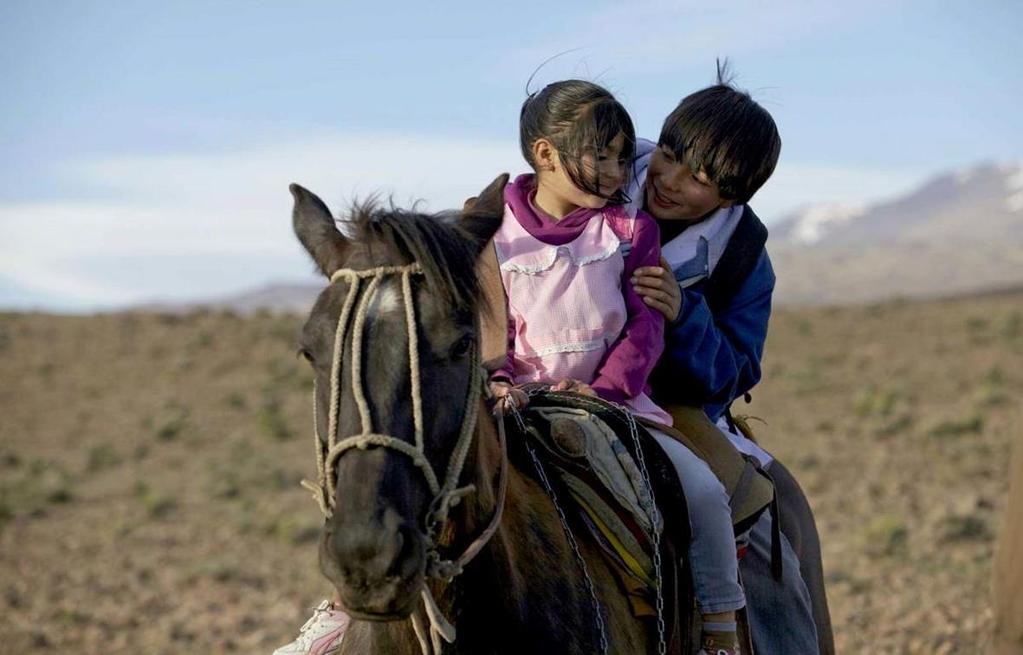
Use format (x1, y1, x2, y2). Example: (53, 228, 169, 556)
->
(645, 143, 733, 223)
(542, 131, 629, 210)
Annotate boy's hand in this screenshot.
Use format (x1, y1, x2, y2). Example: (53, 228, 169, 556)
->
(631, 256, 682, 322)
(551, 379, 597, 397)
(489, 380, 529, 416)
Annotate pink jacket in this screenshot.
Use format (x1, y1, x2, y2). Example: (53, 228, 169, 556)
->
(493, 176, 671, 425)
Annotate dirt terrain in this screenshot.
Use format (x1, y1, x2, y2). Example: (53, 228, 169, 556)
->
(1, 290, 1020, 654)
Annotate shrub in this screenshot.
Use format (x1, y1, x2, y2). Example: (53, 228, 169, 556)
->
(938, 514, 993, 543)
(929, 413, 984, 438)
(266, 515, 321, 545)
(853, 385, 902, 418)
(86, 444, 122, 472)
(864, 514, 909, 558)
(1000, 311, 1020, 341)
(225, 392, 247, 409)
(0, 461, 74, 522)
(258, 397, 293, 441)
(134, 481, 178, 518)
(154, 405, 190, 441)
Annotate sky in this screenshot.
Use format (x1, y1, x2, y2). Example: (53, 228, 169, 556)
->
(1, 0, 1021, 311)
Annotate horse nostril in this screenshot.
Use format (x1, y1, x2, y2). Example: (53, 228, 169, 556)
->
(386, 525, 419, 577)
(331, 515, 423, 585)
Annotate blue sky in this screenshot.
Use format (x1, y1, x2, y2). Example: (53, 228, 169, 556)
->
(1, 0, 1021, 310)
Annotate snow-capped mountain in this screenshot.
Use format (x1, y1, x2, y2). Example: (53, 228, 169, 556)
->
(771, 161, 1023, 304)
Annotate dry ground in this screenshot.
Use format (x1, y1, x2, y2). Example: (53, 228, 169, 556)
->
(1, 291, 1021, 654)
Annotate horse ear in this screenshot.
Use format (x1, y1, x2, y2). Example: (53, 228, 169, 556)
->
(459, 173, 508, 255)
(290, 183, 349, 276)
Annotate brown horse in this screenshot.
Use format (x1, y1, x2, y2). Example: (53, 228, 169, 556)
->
(291, 175, 652, 654)
(992, 437, 1023, 654)
(291, 174, 833, 654)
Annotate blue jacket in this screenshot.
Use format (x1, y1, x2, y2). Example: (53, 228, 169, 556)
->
(648, 205, 775, 422)
(657, 246, 774, 421)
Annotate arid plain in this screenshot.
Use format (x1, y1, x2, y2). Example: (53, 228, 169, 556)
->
(1, 289, 1020, 654)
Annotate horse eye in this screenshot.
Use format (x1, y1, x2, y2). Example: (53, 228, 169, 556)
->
(450, 334, 474, 358)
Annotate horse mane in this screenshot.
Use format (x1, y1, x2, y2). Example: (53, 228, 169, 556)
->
(347, 201, 483, 315)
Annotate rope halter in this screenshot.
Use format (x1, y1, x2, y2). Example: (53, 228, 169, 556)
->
(301, 261, 507, 655)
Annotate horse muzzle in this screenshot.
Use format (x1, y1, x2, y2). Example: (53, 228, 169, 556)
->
(321, 515, 427, 618)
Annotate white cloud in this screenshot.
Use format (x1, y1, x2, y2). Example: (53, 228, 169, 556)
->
(0, 133, 521, 310)
(0, 130, 932, 310)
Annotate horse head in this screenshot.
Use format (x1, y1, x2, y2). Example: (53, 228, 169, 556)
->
(291, 175, 507, 621)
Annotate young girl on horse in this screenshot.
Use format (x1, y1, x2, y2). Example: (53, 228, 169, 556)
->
(487, 79, 745, 655)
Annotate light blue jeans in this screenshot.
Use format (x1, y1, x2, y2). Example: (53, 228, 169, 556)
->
(740, 476, 820, 654)
(650, 429, 746, 614)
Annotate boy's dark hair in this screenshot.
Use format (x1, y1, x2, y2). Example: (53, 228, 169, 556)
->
(658, 61, 781, 203)
(519, 79, 636, 203)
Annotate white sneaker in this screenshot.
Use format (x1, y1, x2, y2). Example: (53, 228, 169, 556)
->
(273, 600, 349, 655)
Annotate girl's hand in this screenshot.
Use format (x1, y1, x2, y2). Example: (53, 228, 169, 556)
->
(489, 380, 529, 416)
(551, 379, 597, 397)
(631, 256, 682, 322)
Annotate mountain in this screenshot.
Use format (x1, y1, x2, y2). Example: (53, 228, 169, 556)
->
(770, 161, 1023, 304)
(136, 282, 321, 315)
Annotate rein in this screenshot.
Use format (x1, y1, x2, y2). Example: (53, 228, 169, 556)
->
(301, 262, 509, 655)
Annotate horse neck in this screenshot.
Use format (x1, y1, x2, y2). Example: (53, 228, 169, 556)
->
(437, 409, 611, 650)
(344, 406, 614, 654)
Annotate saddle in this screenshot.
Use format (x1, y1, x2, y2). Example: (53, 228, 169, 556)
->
(506, 389, 692, 653)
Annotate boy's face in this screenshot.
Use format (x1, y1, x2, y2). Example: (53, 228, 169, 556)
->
(645, 144, 734, 223)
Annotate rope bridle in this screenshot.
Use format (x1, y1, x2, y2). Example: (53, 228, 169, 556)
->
(300, 262, 508, 655)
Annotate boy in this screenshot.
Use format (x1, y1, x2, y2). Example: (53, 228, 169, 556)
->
(629, 64, 824, 654)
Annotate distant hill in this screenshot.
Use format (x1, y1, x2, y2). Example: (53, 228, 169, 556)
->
(199, 283, 320, 315)
(771, 161, 1023, 304)
(135, 283, 320, 316)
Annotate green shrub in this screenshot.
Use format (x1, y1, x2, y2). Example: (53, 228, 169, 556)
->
(976, 366, 1008, 407)
(224, 392, 247, 409)
(86, 444, 123, 472)
(1000, 311, 1021, 341)
(875, 413, 914, 438)
(0, 499, 13, 532)
(929, 413, 984, 438)
(258, 397, 293, 441)
(266, 515, 321, 545)
(0, 461, 74, 522)
(938, 514, 993, 543)
(154, 406, 190, 441)
(134, 481, 177, 518)
(853, 385, 902, 418)
(864, 514, 909, 558)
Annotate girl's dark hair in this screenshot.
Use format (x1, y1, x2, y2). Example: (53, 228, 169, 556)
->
(519, 79, 636, 203)
(658, 60, 781, 204)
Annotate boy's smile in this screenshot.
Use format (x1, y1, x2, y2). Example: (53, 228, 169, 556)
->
(644, 144, 734, 224)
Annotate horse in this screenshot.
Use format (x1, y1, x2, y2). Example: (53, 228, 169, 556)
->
(290, 174, 833, 654)
(992, 437, 1023, 654)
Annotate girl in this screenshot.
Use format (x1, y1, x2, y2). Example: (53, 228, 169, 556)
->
(487, 78, 669, 427)
(488, 79, 745, 655)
